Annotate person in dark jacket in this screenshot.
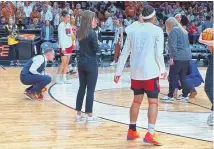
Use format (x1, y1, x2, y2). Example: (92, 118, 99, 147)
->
(201, 16, 213, 32)
(172, 60, 204, 100)
(76, 10, 100, 123)
(20, 44, 54, 100)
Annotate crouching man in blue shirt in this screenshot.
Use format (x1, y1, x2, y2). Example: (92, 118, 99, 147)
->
(20, 45, 55, 100)
(173, 60, 204, 102)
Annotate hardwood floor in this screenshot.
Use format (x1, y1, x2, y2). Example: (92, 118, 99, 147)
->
(0, 68, 213, 149)
(95, 88, 211, 112)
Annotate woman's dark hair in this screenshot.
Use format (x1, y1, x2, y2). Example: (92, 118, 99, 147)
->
(61, 10, 69, 17)
(77, 10, 95, 40)
(181, 15, 188, 26)
(141, 5, 155, 21)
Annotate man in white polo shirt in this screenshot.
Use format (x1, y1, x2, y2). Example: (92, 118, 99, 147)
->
(20, 43, 55, 100)
(114, 5, 167, 146)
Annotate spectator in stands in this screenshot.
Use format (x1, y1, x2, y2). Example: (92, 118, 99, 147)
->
(24, 2, 32, 25)
(74, 3, 81, 16)
(105, 12, 113, 31)
(172, 4, 180, 15)
(5, 17, 20, 66)
(41, 20, 54, 42)
(81, 1, 88, 10)
(160, 2, 170, 17)
(70, 15, 77, 36)
(156, 8, 164, 21)
(115, 9, 123, 19)
(94, 18, 102, 45)
(16, 6, 26, 25)
(110, 3, 117, 15)
(161, 17, 192, 103)
(43, 1, 53, 11)
(187, 12, 195, 22)
(64, 3, 74, 15)
(1, 2, 16, 22)
(98, 11, 106, 23)
(159, 19, 165, 31)
(0, 17, 7, 26)
(16, 1, 24, 8)
(30, 6, 41, 24)
(201, 16, 213, 31)
(188, 21, 200, 44)
(75, 9, 83, 28)
(34, 2, 43, 12)
(52, 2, 60, 29)
(181, 15, 189, 30)
(41, 5, 53, 27)
(110, 19, 123, 66)
(29, 18, 40, 29)
(123, 17, 132, 27)
(125, 1, 137, 18)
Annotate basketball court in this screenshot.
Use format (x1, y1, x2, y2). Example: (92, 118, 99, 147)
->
(0, 67, 213, 149)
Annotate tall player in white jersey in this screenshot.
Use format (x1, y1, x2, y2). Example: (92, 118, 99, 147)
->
(114, 5, 167, 146)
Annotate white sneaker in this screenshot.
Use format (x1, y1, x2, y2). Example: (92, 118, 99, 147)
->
(160, 96, 174, 103)
(56, 76, 64, 84)
(207, 113, 213, 126)
(177, 94, 189, 103)
(76, 113, 86, 122)
(110, 61, 117, 66)
(87, 115, 100, 123)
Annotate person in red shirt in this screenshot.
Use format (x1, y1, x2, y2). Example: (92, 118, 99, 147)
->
(188, 21, 200, 44)
(125, 2, 137, 17)
(1, 2, 16, 22)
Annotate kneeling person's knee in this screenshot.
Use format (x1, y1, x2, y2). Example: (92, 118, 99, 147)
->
(44, 75, 52, 84)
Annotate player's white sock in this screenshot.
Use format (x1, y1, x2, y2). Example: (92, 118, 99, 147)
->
(148, 123, 155, 134)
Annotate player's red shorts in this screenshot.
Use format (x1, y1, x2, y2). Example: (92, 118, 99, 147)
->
(131, 77, 160, 98)
(58, 45, 73, 56)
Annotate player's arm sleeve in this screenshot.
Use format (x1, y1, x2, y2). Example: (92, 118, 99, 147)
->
(168, 29, 177, 59)
(58, 25, 65, 51)
(155, 28, 166, 74)
(115, 34, 131, 76)
(29, 56, 44, 75)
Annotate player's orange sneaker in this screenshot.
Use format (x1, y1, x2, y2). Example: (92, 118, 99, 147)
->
(41, 87, 47, 93)
(127, 129, 140, 140)
(143, 132, 163, 146)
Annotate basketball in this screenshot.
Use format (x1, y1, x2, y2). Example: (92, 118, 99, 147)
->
(202, 28, 214, 40)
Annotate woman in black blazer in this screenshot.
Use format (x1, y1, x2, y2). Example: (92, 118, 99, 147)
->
(76, 10, 100, 123)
